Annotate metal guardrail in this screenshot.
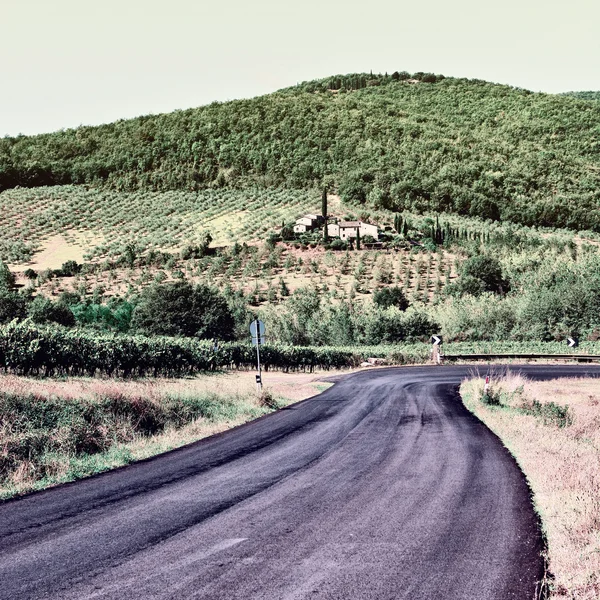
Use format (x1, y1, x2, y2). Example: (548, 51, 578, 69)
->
(442, 353, 600, 363)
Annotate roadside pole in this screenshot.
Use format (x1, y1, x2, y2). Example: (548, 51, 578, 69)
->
(255, 337, 262, 391)
(431, 335, 443, 364)
(250, 319, 265, 391)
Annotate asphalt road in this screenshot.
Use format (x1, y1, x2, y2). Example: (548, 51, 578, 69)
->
(2, 364, 598, 600)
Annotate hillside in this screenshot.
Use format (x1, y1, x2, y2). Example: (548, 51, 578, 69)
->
(562, 91, 600, 102)
(1, 72, 600, 231)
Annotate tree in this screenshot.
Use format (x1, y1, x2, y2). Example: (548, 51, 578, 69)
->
(0, 288, 27, 323)
(0, 261, 16, 290)
(60, 260, 81, 277)
(373, 287, 410, 311)
(279, 277, 290, 297)
(130, 282, 235, 339)
(28, 296, 76, 327)
(448, 255, 508, 297)
(322, 188, 328, 241)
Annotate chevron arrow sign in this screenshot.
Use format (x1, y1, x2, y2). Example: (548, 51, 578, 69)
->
(567, 337, 579, 348)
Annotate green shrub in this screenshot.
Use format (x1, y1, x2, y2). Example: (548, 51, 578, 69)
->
(373, 286, 409, 310)
(481, 389, 502, 406)
(521, 399, 572, 428)
(0, 289, 27, 323)
(28, 296, 76, 327)
(131, 281, 235, 340)
(0, 261, 15, 290)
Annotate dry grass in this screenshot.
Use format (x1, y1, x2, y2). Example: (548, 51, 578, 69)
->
(0, 371, 334, 499)
(461, 373, 600, 599)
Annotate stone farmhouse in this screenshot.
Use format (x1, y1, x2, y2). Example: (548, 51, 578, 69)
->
(293, 214, 379, 241)
(327, 219, 379, 241)
(293, 214, 325, 234)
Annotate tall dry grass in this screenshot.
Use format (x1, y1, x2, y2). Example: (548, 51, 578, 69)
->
(461, 373, 600, 599)
(0, 372, 330, 500)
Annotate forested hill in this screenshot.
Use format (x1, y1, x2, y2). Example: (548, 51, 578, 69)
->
(562, 91, 600, 102)
(2, 72, 600, 231)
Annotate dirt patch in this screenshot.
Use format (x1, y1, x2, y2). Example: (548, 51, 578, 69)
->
(10, 233, 99, 273)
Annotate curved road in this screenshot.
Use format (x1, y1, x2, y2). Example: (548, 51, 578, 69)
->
(1, 365, 598, 600)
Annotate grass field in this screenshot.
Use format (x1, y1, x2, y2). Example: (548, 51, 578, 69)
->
(461, 374, 600, 599)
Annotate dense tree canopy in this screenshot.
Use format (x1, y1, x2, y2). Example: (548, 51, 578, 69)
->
(130, 282, 235, 340)
(1, 72, 599, 231)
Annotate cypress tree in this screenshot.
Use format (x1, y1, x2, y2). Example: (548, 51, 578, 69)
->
(322, 188, 328, 241)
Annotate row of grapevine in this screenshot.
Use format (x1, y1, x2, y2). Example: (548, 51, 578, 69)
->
(0, 321, 430, 377)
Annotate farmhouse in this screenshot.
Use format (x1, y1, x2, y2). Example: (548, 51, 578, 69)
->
(327, 219, 379, 241)
(293, 214, 380, 241)
(293, 213, 324, 233)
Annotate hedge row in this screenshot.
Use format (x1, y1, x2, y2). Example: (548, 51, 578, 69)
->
(0, 321, 430, 377)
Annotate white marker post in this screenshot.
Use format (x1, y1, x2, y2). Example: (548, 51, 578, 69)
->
(431, 335, 443, 364)
(250, 319, 265, 391)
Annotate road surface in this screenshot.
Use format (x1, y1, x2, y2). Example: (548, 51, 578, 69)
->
(2, 365, 597, 599)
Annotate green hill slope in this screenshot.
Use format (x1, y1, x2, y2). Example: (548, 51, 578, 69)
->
(562, 91, 600, 102)
(1, 72, 599, 231)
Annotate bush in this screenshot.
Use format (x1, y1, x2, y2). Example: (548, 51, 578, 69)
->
(23, 268, 38, 280)
(0, 262, 15, 289)
(60, 260, 81, 277)
(521, 398, 572, 428)
(373, 286, 409, 310)
(130, 281, 235, 340)
(28, 296, 75, 327)
(329, 239, 348, 251)
(481, 388, 502, 406)
(0, 289, 27, 323)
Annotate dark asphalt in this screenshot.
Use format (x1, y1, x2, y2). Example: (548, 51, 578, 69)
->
(1, 364, 598, 600)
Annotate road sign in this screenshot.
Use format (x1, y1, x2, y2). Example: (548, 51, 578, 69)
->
(255, 374, 262, 385)
(431, 335, 443, 346)
(567, 337, 579, 348)
(250, 320, 265, 338)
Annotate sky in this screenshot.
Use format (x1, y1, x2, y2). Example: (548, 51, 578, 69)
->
(1, 0, 599, 137)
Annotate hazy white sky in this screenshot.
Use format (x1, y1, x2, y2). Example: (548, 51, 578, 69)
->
(1, 0, 599, 136)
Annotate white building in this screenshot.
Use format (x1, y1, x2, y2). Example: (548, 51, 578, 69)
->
(293, 214, 324, 234)
(294, 214, 379, 240)
(336, 220, 379, 241)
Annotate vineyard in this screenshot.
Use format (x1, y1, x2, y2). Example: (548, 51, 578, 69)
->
(2, 322, 599, 379)
(0, 321, 430, 377)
